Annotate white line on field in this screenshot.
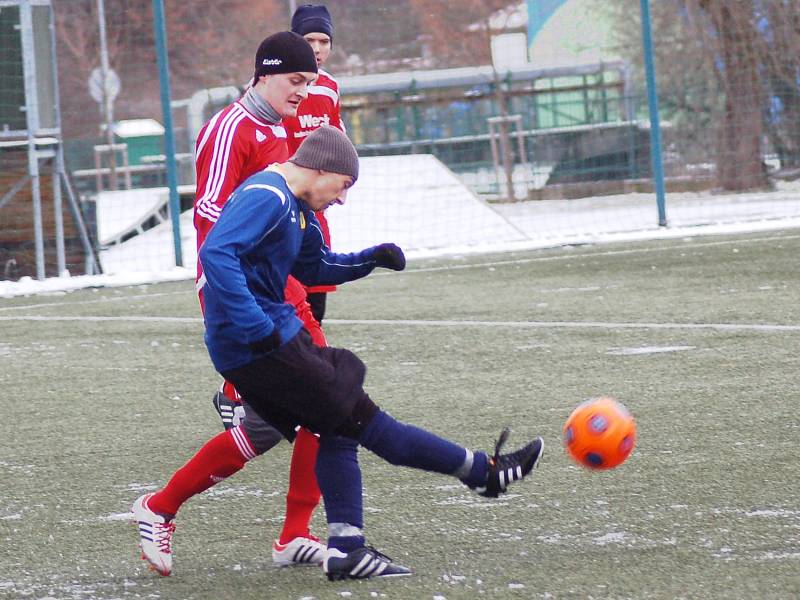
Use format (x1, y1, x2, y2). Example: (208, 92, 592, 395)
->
(398, 233, 800, 274)
(2, 231, 797, 312)
(326, 319, 800, 332)
(1, 314, 798, 333)
(0, 290, 188, 312)
(0, 315, 201, 323)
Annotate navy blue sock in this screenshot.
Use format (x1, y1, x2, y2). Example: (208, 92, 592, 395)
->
(359, 410, 485, 483)
(463, 451, 489, 489)
(315, 435, 364, 553)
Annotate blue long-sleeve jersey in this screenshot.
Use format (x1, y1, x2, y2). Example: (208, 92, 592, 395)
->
(198, 170, 379, 372)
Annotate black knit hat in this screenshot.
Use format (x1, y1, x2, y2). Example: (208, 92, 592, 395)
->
(253, 31, 318, 84)
(291, 5, 334, 41)
(290, 125, 359, 182)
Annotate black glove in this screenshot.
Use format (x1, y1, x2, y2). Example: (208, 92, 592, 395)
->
(249, 330, 281, 355)
(372, 243, 406, 271)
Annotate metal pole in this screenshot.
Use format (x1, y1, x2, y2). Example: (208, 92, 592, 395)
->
(96, 0, 118, 190)
(487, 119, 501, 190)
(48, 0, 100, 275)
(623, 62, 637, 178)
(152, 0, 184, 267)
(52, 157, 65, 275)
(513, 115, 526, 165)
(639, 0, 667, 226)
(289, 0, 297, 19)
(44, 2, 65, 275)
(19, 0, 45, 279)
(60, 168, 102, 275)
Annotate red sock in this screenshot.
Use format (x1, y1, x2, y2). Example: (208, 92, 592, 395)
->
(149, 427, 256, 517)
(278, 427, 321, 543)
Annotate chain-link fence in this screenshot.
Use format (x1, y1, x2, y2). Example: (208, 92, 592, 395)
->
(2, 0, 799, 280)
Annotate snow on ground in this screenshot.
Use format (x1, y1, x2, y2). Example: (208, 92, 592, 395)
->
(94, 184, 195, 245)
(2, 160, 800, 298)
(325, 154, 528, 252)
(0, 267, 195, 298)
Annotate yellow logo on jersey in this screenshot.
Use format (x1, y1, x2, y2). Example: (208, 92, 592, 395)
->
(299, 212, 306, 229)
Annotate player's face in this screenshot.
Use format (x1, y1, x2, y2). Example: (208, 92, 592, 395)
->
(303, 171, 353, 211)
(303, 33, 331, 67)
(260, 72, 316, 118)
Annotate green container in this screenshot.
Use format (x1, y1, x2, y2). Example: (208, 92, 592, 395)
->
(113, 118, 165, 166)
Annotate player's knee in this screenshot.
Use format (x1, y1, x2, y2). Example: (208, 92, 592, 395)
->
(359, 416, 415, 466)
(332, 394, 379, 439)
(242, 419, 283, 455)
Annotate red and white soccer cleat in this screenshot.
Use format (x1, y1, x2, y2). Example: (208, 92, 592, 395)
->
(272, 535, 326, 566)
(131, 493, 175, 576)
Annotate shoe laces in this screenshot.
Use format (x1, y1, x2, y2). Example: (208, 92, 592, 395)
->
(363, 545, 393, 563)
(488, 427, 511, 469)
(154, 522, 175, 554)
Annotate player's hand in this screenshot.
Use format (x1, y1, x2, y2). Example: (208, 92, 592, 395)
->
(249, 330, 281, 355)
(372, 243, 406, 271)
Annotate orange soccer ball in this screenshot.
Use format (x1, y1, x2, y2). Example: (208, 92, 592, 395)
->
(563, 397, 636, 470)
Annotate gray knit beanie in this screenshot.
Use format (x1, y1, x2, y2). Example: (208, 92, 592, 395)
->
(289, 125, 359, 182)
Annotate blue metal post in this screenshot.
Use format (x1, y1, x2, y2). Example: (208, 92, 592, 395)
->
(152, 0, 183, 266)
(639, 0, 667, 226)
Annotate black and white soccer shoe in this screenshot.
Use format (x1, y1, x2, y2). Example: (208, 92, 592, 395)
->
(324, 546, 412, 581)
(212, 390, 245, 431)
(475, 428, 544, 498)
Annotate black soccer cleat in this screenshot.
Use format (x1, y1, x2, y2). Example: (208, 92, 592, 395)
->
(324, 546, 412, 581)
(476, 428, 544, 498)
(212, 390, 244, 431)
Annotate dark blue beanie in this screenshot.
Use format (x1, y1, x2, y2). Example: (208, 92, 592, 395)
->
(291, 4, 334, 42)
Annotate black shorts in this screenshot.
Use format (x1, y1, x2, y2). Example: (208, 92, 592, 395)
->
(222, 330, 378, 440)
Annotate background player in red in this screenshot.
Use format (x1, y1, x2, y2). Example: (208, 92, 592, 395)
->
(284, 4, 344, 325)
(192, 31, 327, 567)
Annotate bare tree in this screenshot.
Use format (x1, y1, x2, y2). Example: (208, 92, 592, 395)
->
(409, 0, 514, 67)
(53, 0, 281, 138)
(697, 0, 767, 190)
(326, 0, 424, 74)
(756, 1, 800, 168)
(604, 0, 790, 190)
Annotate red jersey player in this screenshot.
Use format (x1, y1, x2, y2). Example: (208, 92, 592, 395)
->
(135, 32, 327, 573)
(284, 4, 344, 324)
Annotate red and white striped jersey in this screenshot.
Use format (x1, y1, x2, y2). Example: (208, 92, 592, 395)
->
(194, 100, 289, 249)
(283, 69, 344, 155)
(193, 98, 323, 355)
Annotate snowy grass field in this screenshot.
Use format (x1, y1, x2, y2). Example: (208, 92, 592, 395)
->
(1, 230, 799, 599)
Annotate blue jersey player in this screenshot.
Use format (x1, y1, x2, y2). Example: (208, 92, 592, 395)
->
(132, 126, 544, 580)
